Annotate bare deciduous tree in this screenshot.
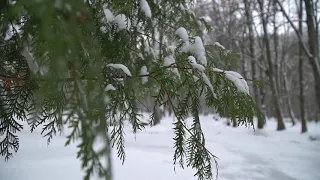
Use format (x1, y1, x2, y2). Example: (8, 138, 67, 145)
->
(258, 0, 285, 130)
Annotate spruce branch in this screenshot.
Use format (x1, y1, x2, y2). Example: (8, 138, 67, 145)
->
(151, 75, 219, 180)
(0, 63, 229, 84)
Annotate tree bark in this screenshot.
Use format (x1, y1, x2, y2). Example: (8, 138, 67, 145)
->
(244, 0, 265, 129)
(283, 73, 296, 126)
(273, 3, 281, 95)
(304, 0, 320, 112)
(258, 0, 285, 130)
(300, 0, 307, 133)
(152, 104, 162, 126)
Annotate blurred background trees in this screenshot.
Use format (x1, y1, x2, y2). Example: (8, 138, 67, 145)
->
(190, 0, 319, 133)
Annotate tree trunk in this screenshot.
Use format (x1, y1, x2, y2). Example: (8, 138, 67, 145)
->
(232, 119, 237, 127)
(276, 0, 320, 112)
(152, 104, 162, 126)
(259, 64, 267, 119)
(258, 0, 285, 130)
(244, 0, 265, 129)
(283, 73, 296, 126)
(273, 3, 281, 95)
(304, 0, 320, 112)
(300, 0, 307, 133)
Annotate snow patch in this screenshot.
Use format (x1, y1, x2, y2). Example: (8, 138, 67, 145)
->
(201, 72, 214, 92)
(167, 45, 176, 54)
(107, 63, 132, 76)
(39, 66, 49, 76)
(22, 46, 39, 74)
(175, 27, 189, 42)
(164, 55, 180, 78)
(188, 56, 205, 72)
(114, 14, 131, 31)
(140, 66, 149, 84)
(212, 67, 224, 73)
(225, 71, 249, 95)
(180, 42, 190, 52)
(102, 6, 114, 23)
(104, 84, 116, 92)
(164, 55, 175, 67)
(191, 36, 207, 66)
(140, 0, 152, 18)
(100, 26, 107, 33)
(214, 42, 225, 49)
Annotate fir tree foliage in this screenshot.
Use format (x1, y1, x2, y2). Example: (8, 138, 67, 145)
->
(0, 0, 259, 180)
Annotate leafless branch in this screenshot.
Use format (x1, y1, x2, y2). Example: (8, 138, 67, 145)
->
(275, 0, 313, 58)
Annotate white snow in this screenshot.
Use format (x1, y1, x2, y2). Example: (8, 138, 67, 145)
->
(225, 71, 249, 95)
(175, 27, 189, 42)
(190, 36, 207, 66)
(164, 55, 175, 67)
(180, 41, 190, 52)
(107, 63, 132, 76)
(140, 66, 149, 84)
(4, 25, 13, 41)
(143, 40, 150, 54)
(167, 45, 176, 54)
(138, 53, 144, 59)
(102, 7, 114, 23)
(22, 46, 39, 74)
(201, 72, 214, 92)
(193, 75, 199, 81)
(188, 56, 205, 72)
(114, 14, 131, 31)
(214, 42, 225, 49)
(140, 0, 152, 18)
(179, 4, 185, 10)
(100, 26, 107, 33)
(199, 16, 212, 22)
(39, 66, 49, 76)
(164, 55, 180, 78)
(1, 115, 320, 180)
(212, 67, 224, 73)
(104, 84, 116, 91)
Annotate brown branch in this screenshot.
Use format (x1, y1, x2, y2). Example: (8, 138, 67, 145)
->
(0, 62, 228, 87)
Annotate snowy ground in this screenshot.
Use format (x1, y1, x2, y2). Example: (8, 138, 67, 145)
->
(1, 115, 320, 180)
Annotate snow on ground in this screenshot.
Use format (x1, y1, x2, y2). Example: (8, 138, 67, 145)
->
(1, 115, 320, 180)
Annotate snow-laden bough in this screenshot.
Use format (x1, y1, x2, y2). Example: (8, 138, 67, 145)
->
(140, 0, 152, 18)
(225, 71, 249, 95)
(107, 63, 132, 76)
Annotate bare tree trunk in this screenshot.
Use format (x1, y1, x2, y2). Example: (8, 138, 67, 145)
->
(283, 73, 296, 126)
(152, 104, 162, 126)
(241, 33, 247, 80)
(244, 0, 265, 129)
(276, 0, 320, 112)
(258, 0, 285, 130)
(259, 64, 267, 119)
(273, 3, 281, 95)
(232, 118, 237, 127)
(304, 0, 320, 112)
(299, 0, 307, 133)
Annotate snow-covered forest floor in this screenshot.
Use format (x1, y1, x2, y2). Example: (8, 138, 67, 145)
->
(1, 114, 320, 180)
